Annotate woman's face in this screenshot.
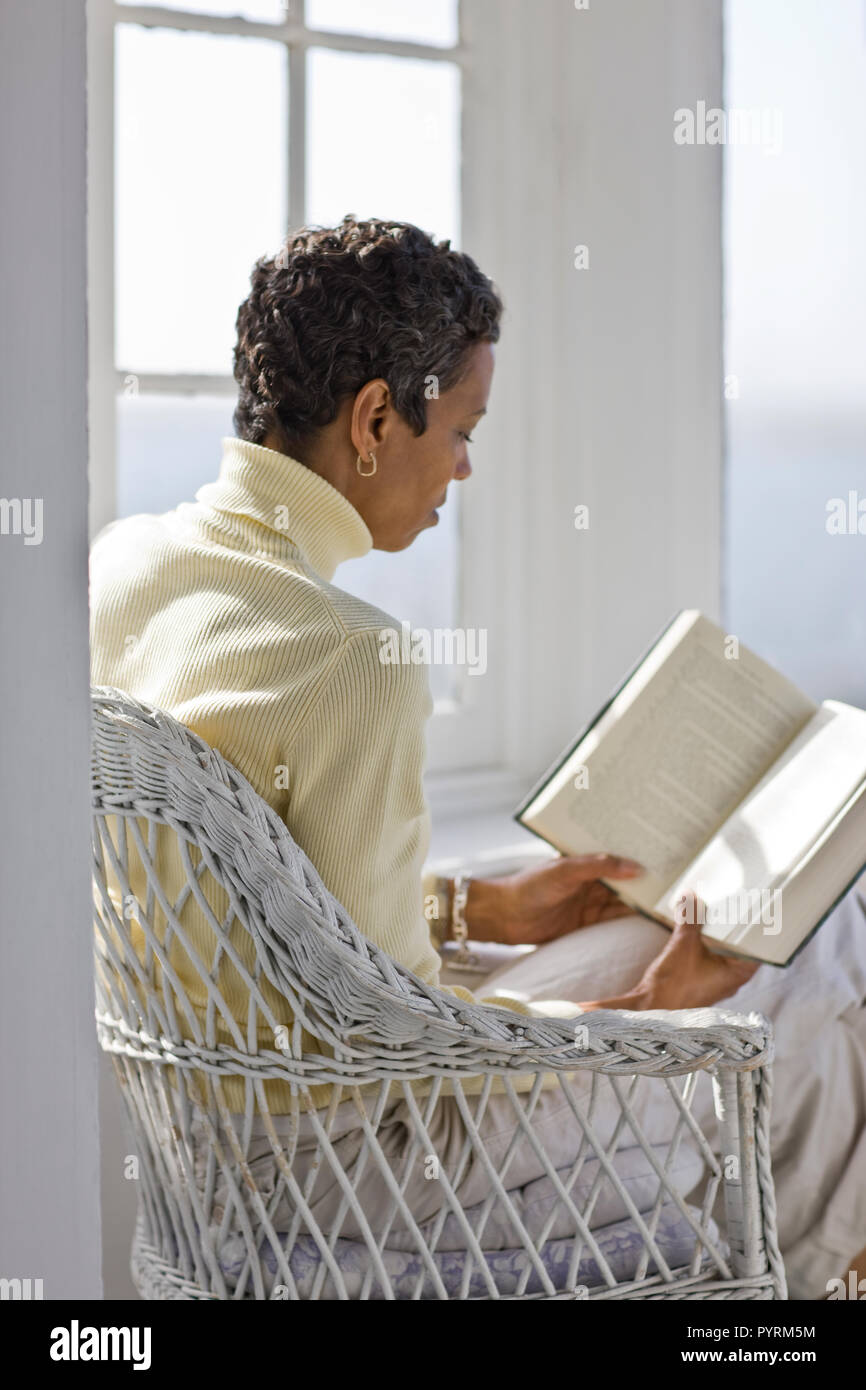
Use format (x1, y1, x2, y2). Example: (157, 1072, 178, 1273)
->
(347, 340, 495, 552)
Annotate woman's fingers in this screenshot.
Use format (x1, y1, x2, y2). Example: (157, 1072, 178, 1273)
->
(501, 854, 644, 943)
(635, 887, 764, 1008)
(672, 888, 761, 994)
(596, 898, 637, 922)
(558, 853, 644, 882)
(673, 889, 706, 929)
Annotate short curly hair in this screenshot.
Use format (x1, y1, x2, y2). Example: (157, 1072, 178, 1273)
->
(232, 216, 503, 455)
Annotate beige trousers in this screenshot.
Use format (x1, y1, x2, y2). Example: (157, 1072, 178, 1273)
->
(201, 1054, 703, 1248)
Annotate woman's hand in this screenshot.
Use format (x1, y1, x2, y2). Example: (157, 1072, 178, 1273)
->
(578, 891, 761, 1012)
(462, 853, 644, 947)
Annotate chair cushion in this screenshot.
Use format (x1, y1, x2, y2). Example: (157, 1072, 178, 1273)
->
(214, 1200, 722, 1298)
(203, 1137, 713, 1297)
(382, 1140, 706, 1251)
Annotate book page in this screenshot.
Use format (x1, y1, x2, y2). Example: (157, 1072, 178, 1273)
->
(656, 701, 866, 948)
(756, 781, 866, 965)
(520, 613, 817, 911)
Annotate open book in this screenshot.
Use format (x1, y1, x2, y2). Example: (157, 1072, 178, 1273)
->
(515, 611, 866, 965)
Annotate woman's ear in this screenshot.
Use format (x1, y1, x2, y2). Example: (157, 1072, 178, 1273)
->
(350, 379, 391, 456)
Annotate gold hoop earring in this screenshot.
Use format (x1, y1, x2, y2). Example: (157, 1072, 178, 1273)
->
(356, 451, 377, 477)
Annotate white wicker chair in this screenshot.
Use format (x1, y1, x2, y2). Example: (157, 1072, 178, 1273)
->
(90, 686, 788, 1301)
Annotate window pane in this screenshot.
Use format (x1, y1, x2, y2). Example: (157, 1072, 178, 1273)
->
(307, 48, 459, 242)
(724, 0, 866, 705)
(306, 0, 458, 48)
(116, 392, 236, 516)
(117, 1, 286, 21)
(115, 25, 287, 374)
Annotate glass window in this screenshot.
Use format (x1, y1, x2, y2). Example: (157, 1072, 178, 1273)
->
(117, 0, 287, 21)
(724, 0, 866, 705)
(116, 392, 236, 517)
(306, 47, 459, 242)
(115, 25, 288, 374)
(306, 0, 458, 49)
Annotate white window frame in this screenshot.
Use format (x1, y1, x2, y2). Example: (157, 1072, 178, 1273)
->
(88, 0, 724, 826)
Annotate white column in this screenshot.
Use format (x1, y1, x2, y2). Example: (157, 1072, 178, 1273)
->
(0, 0, 102, 1298)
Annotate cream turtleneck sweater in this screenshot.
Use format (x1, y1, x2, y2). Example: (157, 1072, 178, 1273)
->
(90, 436, 554, 1112)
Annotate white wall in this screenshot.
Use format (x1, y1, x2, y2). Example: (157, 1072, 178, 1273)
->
(0, 0, 102, 1298)
(460, 0, 724, 792)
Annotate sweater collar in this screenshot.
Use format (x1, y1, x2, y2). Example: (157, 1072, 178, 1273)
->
(195, 437, 373, 581)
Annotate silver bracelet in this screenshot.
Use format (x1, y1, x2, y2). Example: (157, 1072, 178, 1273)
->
(448, 871, 481, 972)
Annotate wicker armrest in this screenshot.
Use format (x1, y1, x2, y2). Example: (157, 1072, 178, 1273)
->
(97, 998, 772, 1091)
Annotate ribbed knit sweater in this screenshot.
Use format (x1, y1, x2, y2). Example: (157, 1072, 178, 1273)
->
(90, 437, 565, 1111)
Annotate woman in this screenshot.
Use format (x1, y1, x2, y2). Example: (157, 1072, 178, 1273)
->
(90, 217, 866, 1297)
